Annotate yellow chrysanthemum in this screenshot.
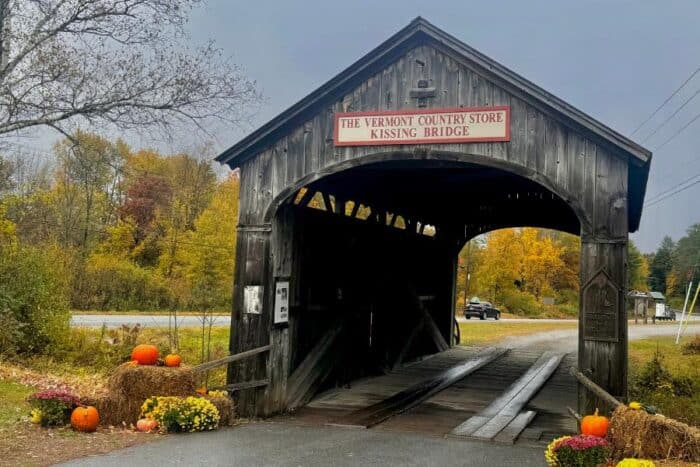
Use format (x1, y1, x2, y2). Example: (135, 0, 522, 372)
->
(30, 408, 42, 424)
(616, 459, 655, 467)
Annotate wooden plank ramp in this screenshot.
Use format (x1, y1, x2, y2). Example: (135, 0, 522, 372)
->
(327, 346, 508, 429)
(450, 351, 565, 442)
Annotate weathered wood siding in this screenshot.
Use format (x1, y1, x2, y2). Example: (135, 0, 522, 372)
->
(230, 42, 629, 416)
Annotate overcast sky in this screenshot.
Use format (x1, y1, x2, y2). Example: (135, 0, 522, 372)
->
(24, 1, 700, 252)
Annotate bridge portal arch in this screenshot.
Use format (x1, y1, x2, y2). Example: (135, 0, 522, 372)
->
(215, 18, 650, 418)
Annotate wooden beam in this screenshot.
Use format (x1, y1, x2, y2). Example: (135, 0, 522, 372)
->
(570, 367, 622, 409)
(286, 320, 345, 409)
(451, 352, 565, 439)
(419, 305, 449, 352)
(328, 347, 507, 429)
(192, 345, 271, 373)
(322, 192, 333, 212)
(334, 197, 344, 215)
(215, 379, 270, 392)
(392, 316, 426, 370)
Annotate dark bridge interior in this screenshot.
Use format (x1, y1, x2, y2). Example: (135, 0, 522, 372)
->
(279, 158, 581, 396)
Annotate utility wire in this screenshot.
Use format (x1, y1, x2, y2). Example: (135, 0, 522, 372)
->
(641, 87, 700, 143)
(645, 178, 700, 207)
(654, 111, 700, 151)
(631, 66, 700, 136)
(645, 171, 700, 203)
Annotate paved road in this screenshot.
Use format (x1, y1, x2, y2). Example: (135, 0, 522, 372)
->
(498, 322, 700, 352)
(73, 313, 697, 328)
(59, 422, 545, 467)
(71, 314, 231, 328)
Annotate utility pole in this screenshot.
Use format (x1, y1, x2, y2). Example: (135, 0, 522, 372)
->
(463, 239, 472, 307)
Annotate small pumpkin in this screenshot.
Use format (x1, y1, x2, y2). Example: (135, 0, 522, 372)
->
(164, 354, 182, 367)
(136, 418, 158, 432)
(196, 387, 207, 395)
(131, 344, 159, 365)
(580, 408, 609, 437)
(71, 406, 100, 432)
(629, 401, 642, 410)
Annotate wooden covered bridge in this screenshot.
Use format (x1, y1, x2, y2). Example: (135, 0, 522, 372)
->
(215, 18, 651, 441)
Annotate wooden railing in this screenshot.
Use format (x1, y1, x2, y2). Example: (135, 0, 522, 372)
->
(191, 345, 271, 374)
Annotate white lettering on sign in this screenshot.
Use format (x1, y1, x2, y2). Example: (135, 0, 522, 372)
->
(334, 106, 510, 146)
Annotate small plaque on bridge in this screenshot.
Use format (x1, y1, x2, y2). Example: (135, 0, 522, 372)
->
(582, 269, 620, 342)
(334, 106, 510, 146)
(244, 285, 263, 315)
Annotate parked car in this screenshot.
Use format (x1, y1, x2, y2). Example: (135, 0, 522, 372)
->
(464, 298, 501, 320)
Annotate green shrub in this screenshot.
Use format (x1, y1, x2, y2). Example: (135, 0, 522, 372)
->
(77, 253, 173, 311)
(500, 290, 544, 317)
(634, 349, 695, 397)
(0, 244, 70, 355)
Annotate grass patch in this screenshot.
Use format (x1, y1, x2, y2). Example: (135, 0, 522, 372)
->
(629, 335, 700, 427)
(0, 379, 32, 428)
(459, 321, 577, 346)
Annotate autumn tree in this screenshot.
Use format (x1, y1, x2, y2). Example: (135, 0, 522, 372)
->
(53, 131, 122, 250)
(648, 236, 675, 293)
(628, 240, 649, 292)
(463, 228, 581, 317)
(0, 0, 260, 140)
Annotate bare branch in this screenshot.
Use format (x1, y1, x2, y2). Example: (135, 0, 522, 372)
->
(0, 0, 261, 140)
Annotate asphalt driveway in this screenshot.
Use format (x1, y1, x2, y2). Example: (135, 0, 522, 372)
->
(58, 422, 545, 467)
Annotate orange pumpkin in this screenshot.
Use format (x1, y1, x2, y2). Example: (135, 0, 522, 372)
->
(164, 354, 182, 367)
(580, 408, 609, 437)
(136, 418, 158, 432)
(131, 344, 159, 365)
(71, 406, 100, 432)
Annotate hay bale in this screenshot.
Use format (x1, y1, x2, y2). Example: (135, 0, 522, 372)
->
(205, 394, 234, 427)
(608, 406, 700, 462)
(108, 363, 196, 400)
(97, 363, 197, 425)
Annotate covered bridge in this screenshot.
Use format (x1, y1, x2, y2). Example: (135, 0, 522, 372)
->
(215, 18, 651, 420)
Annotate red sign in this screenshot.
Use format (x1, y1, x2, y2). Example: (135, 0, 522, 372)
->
(334, 106, 510, 147)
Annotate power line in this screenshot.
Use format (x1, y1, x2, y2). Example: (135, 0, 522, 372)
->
(645, 171, 700, 203)
(645, 178, 700, 208)
(654, 111, 700, 151)
(641, 87, 700, 143)
(631, 66, 700, 136)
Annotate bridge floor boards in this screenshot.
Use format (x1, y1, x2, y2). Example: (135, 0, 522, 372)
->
(327, 347, 507, 428)
(274, 346, 577, 443)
